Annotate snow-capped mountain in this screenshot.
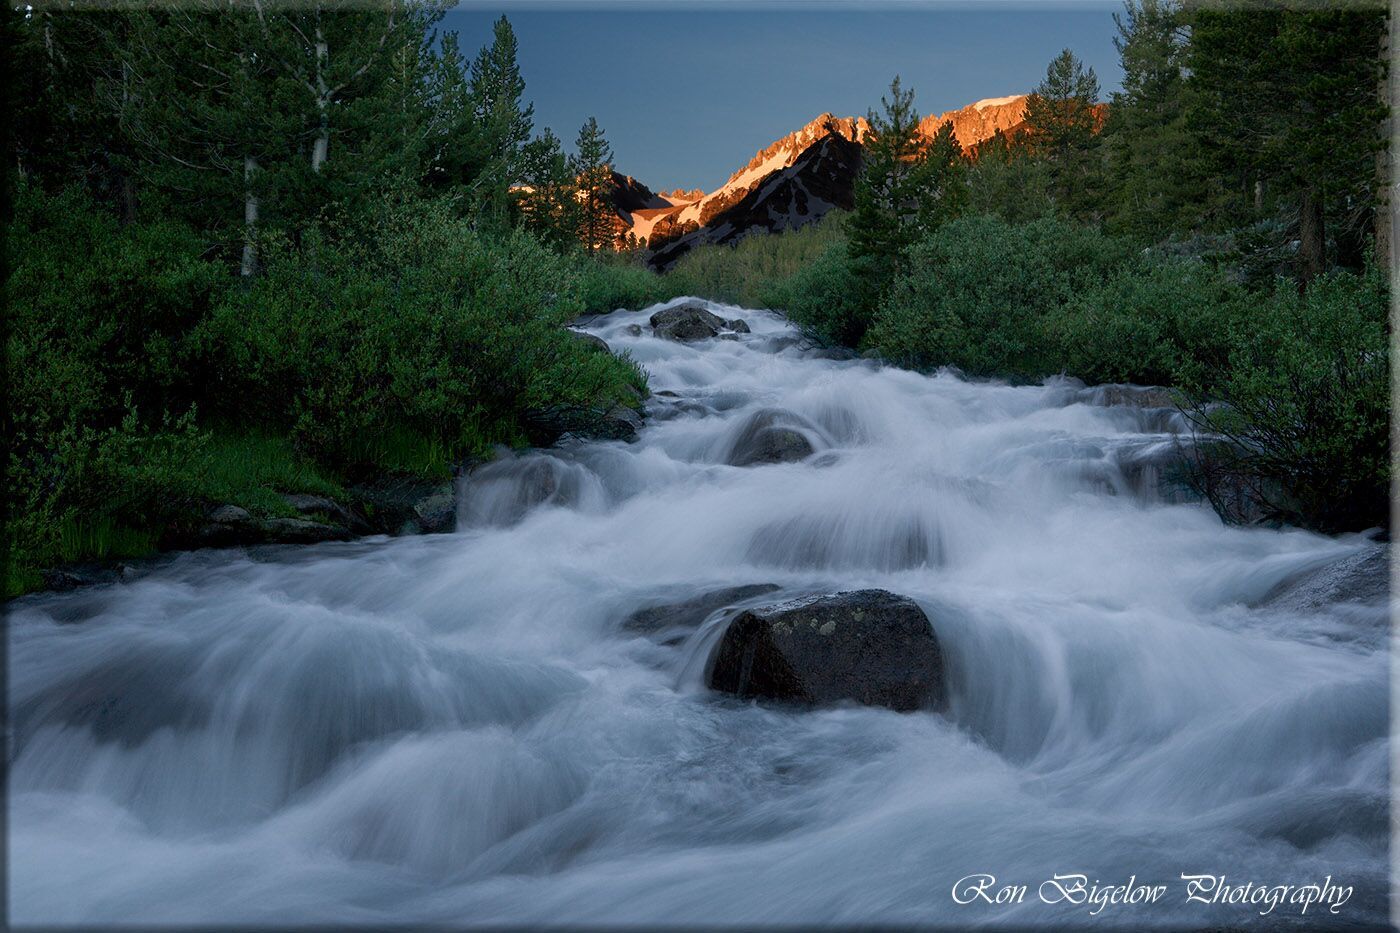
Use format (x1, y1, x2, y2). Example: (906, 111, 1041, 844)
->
(608, 93, 1033, 267)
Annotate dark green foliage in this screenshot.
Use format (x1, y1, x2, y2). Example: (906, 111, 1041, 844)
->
(776, 244, 873, 348)
(1102, 0, 1207, 241)
(205, 196, 642, 472)
(5, 187, 227, 590)
(574, 116, 617, 254)
(1023, 48, 1103, 221)
(1186, 6, 1388, 278)
(866, 216, 1133, 377)
(1051, 259, 1242, 387)
(965, 132, 1055, 223)
(1181, 268, 1390, 532)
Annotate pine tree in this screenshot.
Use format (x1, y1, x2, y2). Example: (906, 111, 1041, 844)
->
(1187, 6, 1388, 282)
(465, 14, 533, 226)
(848, 76, 928, 279)
(517, 127, 581, 251)
(1103, 0, 1203, 241)
(915, 120, 969, 233)
(572, 116, 615, 255)
(1024, 48, 1102, 220)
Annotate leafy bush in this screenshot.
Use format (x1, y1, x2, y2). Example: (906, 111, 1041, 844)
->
(5, 189, 649, 593)
(1181, 268, 1389, 532)
(205, 197, 645, 474)
(5, 187, 228, 592)
(772, 244, 875, 347)
(575, 253, 672, 314)
(1050, 259, 1244, 386)
(866, 215, 1135, 376)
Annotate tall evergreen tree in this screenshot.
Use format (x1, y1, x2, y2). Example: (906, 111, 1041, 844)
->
(1024, 48, 1102, 221)
(1103, 0, 1203, 240)
(517, 127, 581, 251)
(465, 15, 533, 226)
(1187, 6, 1388, 282)
(915, 120, 969, 233)
(572, 116, 615, 255)
(848, 76, 929, 280)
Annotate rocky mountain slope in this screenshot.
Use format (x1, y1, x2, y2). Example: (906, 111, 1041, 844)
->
(615, 95, 1032, 268)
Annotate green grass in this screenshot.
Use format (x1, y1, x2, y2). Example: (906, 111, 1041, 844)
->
(196, 430, 347, 516)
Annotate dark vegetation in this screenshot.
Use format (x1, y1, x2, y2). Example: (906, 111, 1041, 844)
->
(4, 7, 648, 594)
(659, 1, 1392, 535)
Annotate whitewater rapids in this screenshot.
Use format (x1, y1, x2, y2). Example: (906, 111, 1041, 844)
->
(7, 300, 1390, 928)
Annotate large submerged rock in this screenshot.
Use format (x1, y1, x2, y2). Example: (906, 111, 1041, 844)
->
(623, 583, 781, 644)
(649, 303, 749, 342)
(707, 589, 946, 712)
(726, 408, 816, 466)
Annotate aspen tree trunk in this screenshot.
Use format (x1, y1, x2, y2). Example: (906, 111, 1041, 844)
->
(241, 155, 260, 276)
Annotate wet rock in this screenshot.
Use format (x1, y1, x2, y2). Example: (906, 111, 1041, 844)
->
(624, 324, 644, 337)
(727, 408, 816, 466)
(1081, 384, 1179, 410)
(568, 330, 611, 354)
(257, 517, 351, 543)
(351, 478, 458, 535)
(523, 402, 645, 445)
(728, 319, 751, 334)
(281, 493, 365, 531)
(623, 583, 782, 644)
(708, 589, 946, 712)
(650, 303, 727, 341)
(1259, 544, 1389, 612)
(208, 504, 252, 524)
(460, 456, 587, 527)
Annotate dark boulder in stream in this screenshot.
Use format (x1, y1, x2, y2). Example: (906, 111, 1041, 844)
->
(708, 589, 946, 712)
(727, 408, 816, 466)
(650, 303, 749, 342)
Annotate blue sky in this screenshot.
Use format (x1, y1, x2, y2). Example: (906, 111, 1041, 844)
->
(443, 3, 1124, 192)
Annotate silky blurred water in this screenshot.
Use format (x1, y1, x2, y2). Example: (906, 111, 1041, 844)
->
(7, 299, 1389, 928)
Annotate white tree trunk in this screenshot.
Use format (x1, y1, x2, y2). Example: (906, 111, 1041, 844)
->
(312, 26, 329, 173)
(241, 155, 260, 277)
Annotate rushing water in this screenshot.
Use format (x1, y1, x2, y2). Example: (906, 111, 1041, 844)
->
(8, 300, 1390, 928)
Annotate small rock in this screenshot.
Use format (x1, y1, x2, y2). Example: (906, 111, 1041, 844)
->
(568, 330, 611, 354)
(726, 319, 751, 334)
(257, 517, 350, 543)
(208, 504, 252, 524)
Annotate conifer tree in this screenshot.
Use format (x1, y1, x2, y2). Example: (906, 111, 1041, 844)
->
(1187, 6, 1387, 282)
(1024, 48, 1102, 220)
(465, 14, 533, 226)
(518, 127, 581, 251)
(573, 116, 616, 255)
(1102, 0, 1203, 241)
(848, 77, 928, 279)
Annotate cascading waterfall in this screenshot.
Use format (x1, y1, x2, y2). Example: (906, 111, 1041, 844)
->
(8, 299, 1389, 927)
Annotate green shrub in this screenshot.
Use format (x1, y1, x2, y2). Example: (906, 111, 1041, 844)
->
(5, 187, 228, 593)
(866, 215, 1135, 376)
(205, 197, 645, 474)
(1050, 259, 1244, 386)
(575, 253, 672, 314)
(772, 243, 875, 346)
(1182, 268, 1390, 532)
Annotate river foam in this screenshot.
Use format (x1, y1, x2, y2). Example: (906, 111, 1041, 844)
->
(8, 299, 1389, 927)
